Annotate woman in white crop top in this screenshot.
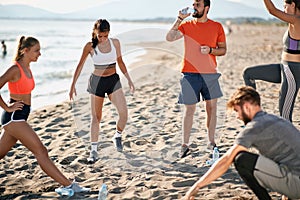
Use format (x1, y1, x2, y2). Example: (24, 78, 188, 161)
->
(69, 19, 135, 163)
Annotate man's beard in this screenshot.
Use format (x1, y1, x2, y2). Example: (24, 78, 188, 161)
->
(192, 10, 204, 18)
(241, 107, 251, 125)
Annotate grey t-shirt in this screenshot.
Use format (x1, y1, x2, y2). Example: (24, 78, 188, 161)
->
(236, 111, 300, 176)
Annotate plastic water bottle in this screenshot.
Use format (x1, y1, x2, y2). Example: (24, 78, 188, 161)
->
(205, 159, 213, 165)
(55, 187, 74, 197)
(98, 183, 108, 200)
(212, 147, 219, 162)
(181, 7, 195, 15)
(206, 147, 220, 165)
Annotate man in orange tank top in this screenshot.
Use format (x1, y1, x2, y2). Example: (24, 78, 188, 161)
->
(166, 0, 227, 158)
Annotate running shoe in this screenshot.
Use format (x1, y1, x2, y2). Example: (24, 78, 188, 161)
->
(55, 181, 90, 196)
(68, 181, 90, 193)
(55, 187, 74, 197)
(87, 150, 98, 163)
(180, 145, 190, 158)
(112, 136, 123, 152)
(207, 143, 217, 151)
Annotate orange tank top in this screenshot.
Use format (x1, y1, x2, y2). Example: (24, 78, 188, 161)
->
(8, 62, 35, 94)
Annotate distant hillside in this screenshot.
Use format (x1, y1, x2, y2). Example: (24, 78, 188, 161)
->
(0, 1, 272, 21)
(0, 4, 59, 19)
(210, 0, 270, 19)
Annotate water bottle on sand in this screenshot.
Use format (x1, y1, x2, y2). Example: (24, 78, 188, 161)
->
(206, 147, 220, 165)
(212, 147, 219, 161)
(98, 183, 108, 200)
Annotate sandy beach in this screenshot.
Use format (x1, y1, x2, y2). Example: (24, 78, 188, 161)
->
(0, 23, 299, 200)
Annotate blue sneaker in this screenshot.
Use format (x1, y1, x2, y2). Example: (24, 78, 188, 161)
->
(55, 181, 90, 196)
(68, 181, 90, 193)
(55, 187, 74, 197)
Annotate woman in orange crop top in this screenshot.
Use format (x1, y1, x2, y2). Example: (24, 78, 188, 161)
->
(69, 19, 135, 163)
(243, 0, 300, 123)
(0, 36, 89, 194)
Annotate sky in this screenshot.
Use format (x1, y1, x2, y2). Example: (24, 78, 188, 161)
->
(0, 0, 284, 14)
(228, 0, 283, 9)
(0, 0, 112, 13)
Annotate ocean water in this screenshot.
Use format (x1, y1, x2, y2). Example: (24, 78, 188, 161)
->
(0, 19, 172, 110)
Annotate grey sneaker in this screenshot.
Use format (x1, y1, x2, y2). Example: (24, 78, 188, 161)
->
(87, 150, 98, 163)
(112, 136, 123, 152)
(180, 145, 190, 158)
(207, 143, 217, 151)
(67, 181, 90, 193)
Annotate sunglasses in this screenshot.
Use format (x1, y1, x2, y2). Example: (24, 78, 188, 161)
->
(193, 2, 201, 7)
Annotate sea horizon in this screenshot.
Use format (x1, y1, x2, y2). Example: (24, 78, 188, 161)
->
(0, 18, 172, 110)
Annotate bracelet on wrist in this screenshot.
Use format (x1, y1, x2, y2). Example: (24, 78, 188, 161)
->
(178, 16, 183, 21)
(209, 47, 212, 54)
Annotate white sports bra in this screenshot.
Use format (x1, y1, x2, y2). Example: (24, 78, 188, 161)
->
(91, 38, 117, 69)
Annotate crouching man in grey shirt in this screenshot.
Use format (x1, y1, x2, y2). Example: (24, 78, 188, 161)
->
(183, 86, 300, 200)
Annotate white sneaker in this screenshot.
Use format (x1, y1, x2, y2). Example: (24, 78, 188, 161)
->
(87, 150, 98, 163)
(68, 181, 90, 193)
(55, 181, 90, 196)
(55, 187, 74, 197)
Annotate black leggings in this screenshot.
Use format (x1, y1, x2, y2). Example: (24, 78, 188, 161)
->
(243, 62, 300, 122)
(234, 151, 272, 200)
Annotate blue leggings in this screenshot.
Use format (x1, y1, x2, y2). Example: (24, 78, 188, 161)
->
(243, 61, 300, 122)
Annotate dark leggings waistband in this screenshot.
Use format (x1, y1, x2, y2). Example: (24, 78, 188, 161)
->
(94, 63, 116, 70)
(281, 60, 300, 66)
(283, 48, 300, 55)
(90, 72, 119, 79)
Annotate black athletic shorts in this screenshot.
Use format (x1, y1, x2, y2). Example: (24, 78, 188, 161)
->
(1, 99, 31, 127)
(87, 73, 122, 97)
